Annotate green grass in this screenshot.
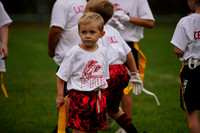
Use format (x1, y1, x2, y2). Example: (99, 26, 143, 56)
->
(0, 23, 191, 133)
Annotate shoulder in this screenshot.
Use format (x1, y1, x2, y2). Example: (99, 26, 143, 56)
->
(67, 45, 81, 54)
(105, 24, 121, 36)
(177, 14, 196, 26)
(98, 44, 107, 52)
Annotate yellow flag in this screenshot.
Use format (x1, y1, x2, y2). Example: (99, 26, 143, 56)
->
(123, 42, 146, 94)
(1, 72, 8, 98)
(57, 103, 66, 133)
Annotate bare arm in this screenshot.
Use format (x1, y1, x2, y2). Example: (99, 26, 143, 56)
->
(174, 46, 184, 59)
(0, 25, 9, 59)
(47, 26, 62, 57)
(129, 17, 154, 29)
(126, 52, 138, 72)
(56, 76, 64, 110)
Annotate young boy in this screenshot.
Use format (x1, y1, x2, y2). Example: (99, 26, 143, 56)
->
(56, 12, 109, 133)
(85, 0, 143, 132)
(107, 1, 155, 132)
(48, 0, 87, 132)
(170, 0, 200, 132)
(0, 1, 12, 98)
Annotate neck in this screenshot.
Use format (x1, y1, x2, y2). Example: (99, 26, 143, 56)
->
(196, 4, 200, 13)
(79, 43, 98, 52)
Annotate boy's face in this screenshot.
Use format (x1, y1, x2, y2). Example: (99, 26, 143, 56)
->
(78, 23, 105, 48)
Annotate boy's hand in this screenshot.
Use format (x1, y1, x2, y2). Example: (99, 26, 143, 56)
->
(56, 96, 64, 110)
(128, 72, 143, 95)
(0, 45, 8, 59)
(108, 17, 125, 30)
(114, 11, 130, 22)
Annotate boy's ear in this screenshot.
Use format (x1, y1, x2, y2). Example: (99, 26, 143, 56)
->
(99, 31, 105, 38)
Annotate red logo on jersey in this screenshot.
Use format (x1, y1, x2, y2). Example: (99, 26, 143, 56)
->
(73, 5, 85, 14)
(107, 36, 118, 44)
(80, 60, 104, 88)
(112, 3, 128, 14)
(194, 31, 200, 40)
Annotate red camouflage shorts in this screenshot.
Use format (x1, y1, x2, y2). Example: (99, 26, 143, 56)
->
(68, 89, 107, 131)
(103, 64, 129, 114)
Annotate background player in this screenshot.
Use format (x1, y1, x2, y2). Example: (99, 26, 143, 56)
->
(170, 0, 200, 132)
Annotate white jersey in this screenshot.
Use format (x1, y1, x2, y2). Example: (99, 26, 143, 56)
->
(99, 24, 131, 65)
(171, 13, 200, 62)
(109, 0, 154, 42)
(56, 44, 109, 91)
(0, 1, 12, 72)
(50, 0, 87, 65)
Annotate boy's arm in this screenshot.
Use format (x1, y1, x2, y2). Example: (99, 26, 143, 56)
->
(112, 12, 154, 29)
(126, 52, 138, 73)
(0, 25, 9, 59)
(56, 76, 65, 110)
(126, 52, 143, 95)
(129, 17, 154, 29)
(47, 26, 62, 58)
(174, 46, 184, 59)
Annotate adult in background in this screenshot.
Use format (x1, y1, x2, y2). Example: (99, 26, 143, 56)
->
(48, 0, 87, 132)
(171, 0, 200, 132)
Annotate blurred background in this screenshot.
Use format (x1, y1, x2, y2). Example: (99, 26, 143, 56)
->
(1, 0, 192, 24)
(0, 0, 194, 132)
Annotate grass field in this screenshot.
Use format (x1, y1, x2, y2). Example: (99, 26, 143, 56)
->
(0, 22, 191, 133)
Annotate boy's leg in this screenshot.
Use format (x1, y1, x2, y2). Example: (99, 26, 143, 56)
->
(186, 110, 200, 133)
(121, 93, 133, 118)
(72, 129, 85, 133)
(109, 109, 138, 133)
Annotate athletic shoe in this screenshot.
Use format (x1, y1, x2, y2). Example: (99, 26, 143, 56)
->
(115, 128, 126, 133)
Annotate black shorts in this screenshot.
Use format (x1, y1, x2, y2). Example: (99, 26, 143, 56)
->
(180, 65, 200, 112)
(126, 42, 138, 68)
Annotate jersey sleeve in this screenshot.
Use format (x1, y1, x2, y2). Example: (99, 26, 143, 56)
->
(0, 2, 12, 28)
(56, 52, 73, 82)
(138, 0, 154, 21)
(50, 3, 68, 29)
(170, 19, 188, 52)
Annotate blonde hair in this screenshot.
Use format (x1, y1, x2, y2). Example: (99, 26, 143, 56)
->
(88, 0, 114, 23)
(78, 12, 104, 31)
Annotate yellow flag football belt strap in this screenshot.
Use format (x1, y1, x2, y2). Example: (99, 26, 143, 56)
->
(123, 42, 160, 106)
(180, 63, 192, 128)
(1, 72, 8, 98)
(57, 95, 69, 133)
(133, 42, 146, 81)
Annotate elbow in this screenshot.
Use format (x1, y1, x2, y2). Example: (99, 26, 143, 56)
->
(174, 47, 184, 58)
(147, 21, 154, 29)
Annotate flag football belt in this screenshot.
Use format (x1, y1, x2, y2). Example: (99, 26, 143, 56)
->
(184, 58, 200, 69)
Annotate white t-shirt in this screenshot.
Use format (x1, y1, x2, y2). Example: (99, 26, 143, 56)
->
(56, 44, 109, 91)
(50, 0, 87, 65)
(109, 0, 154, 42)
(171, 13, 200, 62)
(0, 1, 12, 72)
(99, 24, 131, 65)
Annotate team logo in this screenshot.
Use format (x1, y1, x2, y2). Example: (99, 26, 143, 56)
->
(73, 5, 85, 14)
(80, 60, 105, 89)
